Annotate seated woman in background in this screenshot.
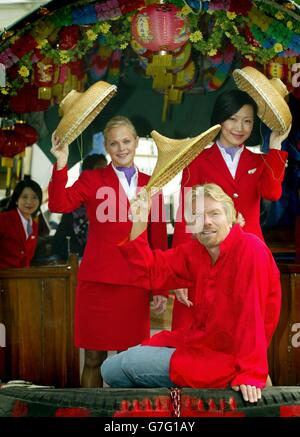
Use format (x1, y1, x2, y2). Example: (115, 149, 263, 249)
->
(0, 179, 43, 269)
(51, 153, 107, 261)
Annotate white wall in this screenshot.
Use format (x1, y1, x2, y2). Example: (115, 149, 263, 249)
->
(0, 0, 51, 32)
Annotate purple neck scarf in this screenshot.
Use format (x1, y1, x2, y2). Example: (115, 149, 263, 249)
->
(116, 166, 136, 185)
(217, 141, 241, 161)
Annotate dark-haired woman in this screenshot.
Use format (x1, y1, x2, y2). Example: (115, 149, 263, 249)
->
(172, 89, 291, 329)
(0, 179, 43, 269)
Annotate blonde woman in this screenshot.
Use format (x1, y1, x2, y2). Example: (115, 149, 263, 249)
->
(49, 116, 168, 387)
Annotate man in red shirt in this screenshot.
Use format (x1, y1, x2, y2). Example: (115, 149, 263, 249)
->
(101, 183, 281, 403)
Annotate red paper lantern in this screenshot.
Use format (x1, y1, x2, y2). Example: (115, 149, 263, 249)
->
(59, 26, 80, 50)
(9, 84, 50, 113)
(131, 4, 190, 52)
(14, 123, 38, 146)
(0, 130, 27, 158)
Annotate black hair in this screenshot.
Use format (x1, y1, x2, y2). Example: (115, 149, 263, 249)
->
(210, 89, 258, 126)
(82, 153, 107, 171)
(6, 179, 43, 216)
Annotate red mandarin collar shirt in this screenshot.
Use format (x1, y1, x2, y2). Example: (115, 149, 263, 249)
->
(120, 225, 281, 388)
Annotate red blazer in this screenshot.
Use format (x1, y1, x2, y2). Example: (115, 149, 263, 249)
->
(0, 209, 38, 269)
(48, 163, 168, 288)
(173, 144, 288, 244)
(120, 225, 281, 388)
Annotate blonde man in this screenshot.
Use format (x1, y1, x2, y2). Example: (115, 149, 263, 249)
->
(101, 183, 281, 403)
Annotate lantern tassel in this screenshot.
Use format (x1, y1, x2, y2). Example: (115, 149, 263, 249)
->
(16, 156, 23, 181)
(162, 93, 169, 122)
(6, 167, 12, 197)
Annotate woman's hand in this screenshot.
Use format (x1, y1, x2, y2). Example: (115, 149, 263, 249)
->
(174, 288, 193, 307)
(269, 124, 291, 150)
(232, 384, 262, 403)
(50, 132, 69, 170)
(129, 188, 151, 240)
(151, 295, 168, 315)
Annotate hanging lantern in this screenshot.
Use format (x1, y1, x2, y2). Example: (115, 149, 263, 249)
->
(34, 58, 55, 101)
(59, 26, 80, 50)
(0, 129, 27, 158)
(9, 83, 51, 113)
(131, 3, 190, 52)
(14, 122, 39, 146)
(0, 129, 27, 194)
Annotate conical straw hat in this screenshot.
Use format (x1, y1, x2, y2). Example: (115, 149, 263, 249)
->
(55, 81, 117, 147)
(146, 124, 221, 195)
(232, 66, 291, 134)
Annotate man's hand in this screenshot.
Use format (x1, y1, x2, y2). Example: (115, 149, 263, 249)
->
(129, 188, 151, 240)
(151, 295, 167, 315)
(174, 288, 193, 307)
(50, 132, 69, 170)
(232, 385, 262, 403)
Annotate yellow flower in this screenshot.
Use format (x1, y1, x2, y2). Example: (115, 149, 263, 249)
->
(86, 30, 97, 41)
(208, 49, 217, 56)
(18, 66, 30, 78)
(189, 31, 203, 43)
(245, 55, 253, 61)
(287, 21, 293, 30)
(181, 5, 192, 15)
(37, 38, 48, 49)
(226, 12, 236, 20)
(120, 42, 128, 50)
(59, 50, 70, 64)
(274, 43, 284, 53)
(99, 23, 111, 34)
(275, 12, 284, 20)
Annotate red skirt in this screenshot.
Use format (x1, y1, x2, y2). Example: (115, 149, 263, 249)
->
(75, 280, 150, 350)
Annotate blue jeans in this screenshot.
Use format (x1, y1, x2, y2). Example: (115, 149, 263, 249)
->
(101, 345, 176, 387)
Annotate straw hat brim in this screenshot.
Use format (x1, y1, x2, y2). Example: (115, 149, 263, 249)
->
(55, 81, 117, 147)
(232, 67, 291, 133)
(146, 124, 221, 195)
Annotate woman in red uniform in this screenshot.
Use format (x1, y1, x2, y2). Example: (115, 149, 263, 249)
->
(0, 179, 42, 269)
(172, 89, 290, 330)
(48, 116, 168, 387)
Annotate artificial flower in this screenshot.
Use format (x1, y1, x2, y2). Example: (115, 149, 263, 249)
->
(275, 12, 284, 20)
(181, 5, 192, 16)
(86, 30, 97, 41)
(189, 31, 203, 43)
(59, 50, 70, 64)
(226, 12, 237, 20)
(208, 48, 218, 56)
(274, 43, 284, 53)
(18, 66, 30, 77)
(99, 23, 111, 34)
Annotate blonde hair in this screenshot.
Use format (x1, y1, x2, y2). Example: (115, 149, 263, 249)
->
(184, 183, 237, 225)
(103, 116, 137, 143)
